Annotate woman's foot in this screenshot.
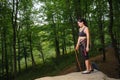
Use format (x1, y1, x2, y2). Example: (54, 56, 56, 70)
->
(82, 70, 91, 74)
(82, 69, 94, 74)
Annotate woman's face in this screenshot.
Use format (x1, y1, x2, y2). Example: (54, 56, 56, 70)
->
(77, 21, 83, 28)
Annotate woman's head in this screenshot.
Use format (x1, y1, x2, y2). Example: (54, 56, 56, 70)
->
(77, 18, 87, 27)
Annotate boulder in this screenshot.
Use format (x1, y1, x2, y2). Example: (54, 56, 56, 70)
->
(35, 70, 120, 80)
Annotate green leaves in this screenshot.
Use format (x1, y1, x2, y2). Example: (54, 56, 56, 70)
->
(0, 0, 120, 79)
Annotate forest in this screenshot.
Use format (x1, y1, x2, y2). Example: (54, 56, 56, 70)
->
(0, 0, 120, 80)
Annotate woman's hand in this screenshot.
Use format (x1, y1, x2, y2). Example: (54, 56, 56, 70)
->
(75, 45, 79, 51)
(86, 47, 89, 52)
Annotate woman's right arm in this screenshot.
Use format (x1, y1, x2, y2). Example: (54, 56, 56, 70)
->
(75, 36, 80, 50)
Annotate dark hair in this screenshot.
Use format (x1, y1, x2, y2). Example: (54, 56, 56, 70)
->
(77, 18, 88, 26)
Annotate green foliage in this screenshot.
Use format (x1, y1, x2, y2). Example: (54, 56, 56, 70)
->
(16, 52, 75, 80)
(0, 0, 120, 79)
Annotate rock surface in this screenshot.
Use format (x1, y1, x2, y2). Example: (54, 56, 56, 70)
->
(35, 70, 120, 80)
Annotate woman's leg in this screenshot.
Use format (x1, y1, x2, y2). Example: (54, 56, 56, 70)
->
(82, 59, 92, 74)
(85, 60, 89, 71)
(82, 48, 93, 73)
(85, 59, 92, 71)
(81, 40, 93, 74)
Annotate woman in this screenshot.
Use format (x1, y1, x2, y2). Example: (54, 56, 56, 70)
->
(75, 18, 93, 74)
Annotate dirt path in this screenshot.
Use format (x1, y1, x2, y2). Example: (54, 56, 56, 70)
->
(58, 47, 120, 79)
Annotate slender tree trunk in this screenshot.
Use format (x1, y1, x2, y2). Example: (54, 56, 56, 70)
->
(0, 4, 3, 78)
(99, 0, 106, 62)
(62, 30, 66, 55)
(9, 43, 13, 79)
(74, 0, 81, 18)
(1, 2, 9, 80)
(1, 27, 5, 79)
(84, 0, 87, 18)
(1, 17, 9, 80)
(12, 0, 19, 79)
(16, 25, 21, 72)
(51, 16, 60, 58)
(23, 42, 28, 69)
(38, 42, 45, 64)
(39, 50, 45, 64)
(70, 15, 77, 47)
(98, 16, 106, 62)
(3, 25, 9, 80)
(29, 33, 36, 66)
(66, 0, 78, 47)
(17, 34, 21, 72)
(54, 28, 60, 57)
(108, 0, 120, 63)
(0, 14, 3, 78)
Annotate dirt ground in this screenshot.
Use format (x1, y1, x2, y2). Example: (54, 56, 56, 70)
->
(58, 47, 120, 79)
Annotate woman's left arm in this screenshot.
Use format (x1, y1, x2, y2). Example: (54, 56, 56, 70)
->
(85, 27, 90, 52)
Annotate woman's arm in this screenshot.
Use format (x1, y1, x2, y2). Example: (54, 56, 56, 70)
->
(85, 27, 90, 52)
(75, 36, 80, 50)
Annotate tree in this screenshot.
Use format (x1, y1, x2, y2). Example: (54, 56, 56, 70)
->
(108, 0, 120, 63)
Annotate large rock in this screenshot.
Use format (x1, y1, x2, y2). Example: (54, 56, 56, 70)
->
(35, 70, 120, 80)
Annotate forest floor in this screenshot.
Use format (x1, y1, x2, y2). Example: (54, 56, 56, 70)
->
(58, 47, 120, 79)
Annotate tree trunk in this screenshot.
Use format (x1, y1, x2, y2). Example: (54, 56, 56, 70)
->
(12, 0, 19, 79)
(38, 42, 45, 64)
(3, 26, 9, 80)
(54, 30, 60, 57)
(40, 50, 45, 64)
(99, 0, 106, 62)
(62, 30, 66, 55)
(16, 24, 21, 73)
(17, 34, 21, 72)
(1, 26, 5, 79)
(29, 33, 36, 66)
(66, 0, 78, 47)
(108, 0, 120, 63)
(74, 0, 81, 18)
(98, 16, 106, 62)
(51, 16, 60, 58)
(23, 42, 28, 69)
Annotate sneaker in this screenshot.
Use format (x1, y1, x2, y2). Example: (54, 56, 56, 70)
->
(82, 70, 91, 74)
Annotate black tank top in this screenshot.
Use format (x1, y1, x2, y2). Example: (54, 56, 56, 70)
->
(79, 27, 86, 37)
